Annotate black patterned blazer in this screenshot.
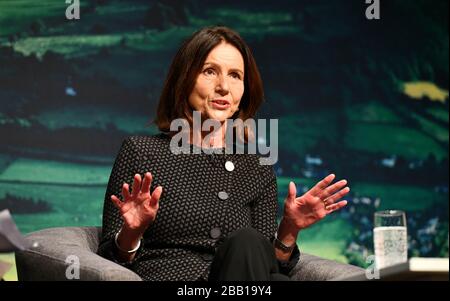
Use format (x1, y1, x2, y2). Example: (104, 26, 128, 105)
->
(98, 133, 299, 281)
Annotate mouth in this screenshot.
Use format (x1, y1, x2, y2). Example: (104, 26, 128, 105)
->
(210, 99, 231, 110)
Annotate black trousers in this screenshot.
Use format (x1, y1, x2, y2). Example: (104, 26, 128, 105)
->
(207, 227, 290, 281)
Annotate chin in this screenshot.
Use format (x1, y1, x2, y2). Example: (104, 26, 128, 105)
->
(207, 111, 232, 122)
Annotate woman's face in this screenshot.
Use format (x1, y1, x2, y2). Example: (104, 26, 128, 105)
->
(188, 42, 245, 123)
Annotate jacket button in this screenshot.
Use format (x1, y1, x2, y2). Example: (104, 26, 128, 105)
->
(225, 161, 235, 171)
(210, 227, 221, 239)
(201, 253, 215, 262)
(218, 191, 229, 200)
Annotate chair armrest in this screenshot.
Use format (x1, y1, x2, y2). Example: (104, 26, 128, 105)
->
(15, 226, 141, 281)
(289, 253, 365, 281)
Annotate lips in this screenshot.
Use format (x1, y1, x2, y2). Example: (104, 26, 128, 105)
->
(212, 99, 230, 105)
(211, 99, 231, 110)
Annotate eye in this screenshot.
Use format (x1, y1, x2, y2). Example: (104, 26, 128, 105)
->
(203, 68, 216, 76)
(230, 72, 242, 80)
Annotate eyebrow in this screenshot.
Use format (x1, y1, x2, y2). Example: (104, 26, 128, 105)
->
(203, 62, 244, 76)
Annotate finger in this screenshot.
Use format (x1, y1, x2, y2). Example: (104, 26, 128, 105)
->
(149, 186, 163, 207)
(111, 195, 123, 209)
(324, 187, 350, 205)
(319, 179, 347, 200)
(326, 200, 348, 213)
(286, 181, 297, 202)
(141, 172, 153, 194)
(122, 183, 131, 200)
(308, 174, 335, 196)
(131, 174, 142, 198)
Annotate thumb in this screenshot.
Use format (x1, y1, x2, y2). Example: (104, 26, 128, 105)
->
(287, 181, 297, 201)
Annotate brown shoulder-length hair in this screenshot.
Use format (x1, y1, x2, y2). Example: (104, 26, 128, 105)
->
(154, 26, 264, 143)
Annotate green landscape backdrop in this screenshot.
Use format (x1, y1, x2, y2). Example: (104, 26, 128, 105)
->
(0, 0, 448, 280)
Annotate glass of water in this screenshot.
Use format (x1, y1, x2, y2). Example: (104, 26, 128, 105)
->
(373, 210, 408, 269)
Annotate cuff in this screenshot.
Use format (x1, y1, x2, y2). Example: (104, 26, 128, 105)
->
(277, 244, 300, 275)
(97, 238, 141, 269)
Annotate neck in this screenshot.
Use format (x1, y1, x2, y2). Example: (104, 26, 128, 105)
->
(190, 121, 227, 149)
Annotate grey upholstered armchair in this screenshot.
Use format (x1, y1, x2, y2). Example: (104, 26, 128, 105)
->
(15, 227, 364, 281)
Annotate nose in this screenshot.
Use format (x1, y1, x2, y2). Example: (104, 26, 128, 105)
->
(215, 75, 230, 96)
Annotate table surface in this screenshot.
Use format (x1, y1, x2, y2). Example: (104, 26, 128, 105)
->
(334, 257, 449, 281)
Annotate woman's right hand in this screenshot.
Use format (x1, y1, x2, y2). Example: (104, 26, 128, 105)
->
(111, 172, 163, 235)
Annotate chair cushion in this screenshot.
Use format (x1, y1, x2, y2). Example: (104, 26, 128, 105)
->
(15, 226, 142, 281)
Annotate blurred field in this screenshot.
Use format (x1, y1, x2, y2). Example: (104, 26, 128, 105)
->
(0, 0, 448, 281)
(1, 181, 105, 233)
(276, 176, 448, 264)
(0, 253, 17, 281)
(34, 105, 153, 133)
(0, 157, 110, 184)
(0, 152, 446, 281)
(345, 100, 448, 161)
(351, 181, 448, 211)
(277, 176, 447, 211)
(278, 111, 340, 158)
(298, 219, 353, 263)
(346, 122, 447, 160)
(0, 0, 66, 36)
(10, 160, 440, 235)
(426, 106, 449, 123)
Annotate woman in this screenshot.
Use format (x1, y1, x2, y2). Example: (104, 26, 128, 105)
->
(98, 26, 349, 281)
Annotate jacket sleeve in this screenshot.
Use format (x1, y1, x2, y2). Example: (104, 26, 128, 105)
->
(250, 164, 300, 276)
(97, 137, 143, 267)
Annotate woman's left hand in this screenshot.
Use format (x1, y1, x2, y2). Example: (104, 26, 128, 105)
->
(282, 174, 350, 231)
